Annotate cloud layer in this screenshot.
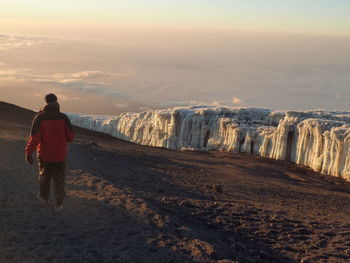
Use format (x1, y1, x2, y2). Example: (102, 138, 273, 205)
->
(1, 31, 350, 114)
(0, 34, 58, 50)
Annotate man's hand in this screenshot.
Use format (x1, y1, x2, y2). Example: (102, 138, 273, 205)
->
(25, 154, 34, 165)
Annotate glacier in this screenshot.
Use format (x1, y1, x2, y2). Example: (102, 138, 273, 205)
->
(67, 106, 350, 181)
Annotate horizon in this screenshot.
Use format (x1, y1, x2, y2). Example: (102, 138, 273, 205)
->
(1, 1, 350, 114)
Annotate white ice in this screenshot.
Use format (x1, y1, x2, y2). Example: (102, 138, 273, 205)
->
(67, 106, 350, 181)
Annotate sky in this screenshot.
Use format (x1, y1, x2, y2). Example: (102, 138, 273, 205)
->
(0, 1, 349, 114)
(2, 0, 350, 35)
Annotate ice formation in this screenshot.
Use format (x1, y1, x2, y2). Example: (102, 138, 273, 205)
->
(67, 106, 350, 180)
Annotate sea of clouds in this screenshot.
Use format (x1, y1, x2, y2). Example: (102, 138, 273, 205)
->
(1, 31, 350, 114)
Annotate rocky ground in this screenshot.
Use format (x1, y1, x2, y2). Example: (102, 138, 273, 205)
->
(1, 101, 350, 263)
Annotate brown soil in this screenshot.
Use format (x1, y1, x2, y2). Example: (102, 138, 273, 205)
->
(1, 101, 350, 263)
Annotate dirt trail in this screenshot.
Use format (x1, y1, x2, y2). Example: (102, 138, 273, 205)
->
(1, 101, 350, 263)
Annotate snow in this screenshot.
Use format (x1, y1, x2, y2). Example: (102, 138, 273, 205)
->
(67, 106, 350, 181)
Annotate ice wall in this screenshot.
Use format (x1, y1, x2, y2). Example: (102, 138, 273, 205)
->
(67, 106, 350, 180)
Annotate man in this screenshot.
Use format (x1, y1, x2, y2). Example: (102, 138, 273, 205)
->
(25, 94, 75, 211)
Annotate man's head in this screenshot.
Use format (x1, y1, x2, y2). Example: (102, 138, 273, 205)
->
(45, 93, 58, 104)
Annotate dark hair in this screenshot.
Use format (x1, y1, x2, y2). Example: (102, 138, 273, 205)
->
(45, 93, 58, 104)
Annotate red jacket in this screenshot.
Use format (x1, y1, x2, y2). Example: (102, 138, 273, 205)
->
(25, 103, 75, 162)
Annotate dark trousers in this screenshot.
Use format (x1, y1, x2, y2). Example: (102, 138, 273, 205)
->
(38, 161, 66, 206)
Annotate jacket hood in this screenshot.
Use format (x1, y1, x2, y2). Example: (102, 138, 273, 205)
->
(42, 102, 60, 113)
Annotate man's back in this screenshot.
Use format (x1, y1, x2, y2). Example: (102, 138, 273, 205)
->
(26, 102, 75, 162)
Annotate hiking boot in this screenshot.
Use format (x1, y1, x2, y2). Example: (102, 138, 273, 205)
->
(54, 204, 63, 212)
(37, 193, 48, 205)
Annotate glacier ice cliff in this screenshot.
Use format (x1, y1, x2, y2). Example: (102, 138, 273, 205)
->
(67, 106, 350, 180)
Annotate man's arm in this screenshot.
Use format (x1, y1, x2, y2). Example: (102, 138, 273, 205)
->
(63, 115, 75, 142)
(25, 115, 41, 164)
